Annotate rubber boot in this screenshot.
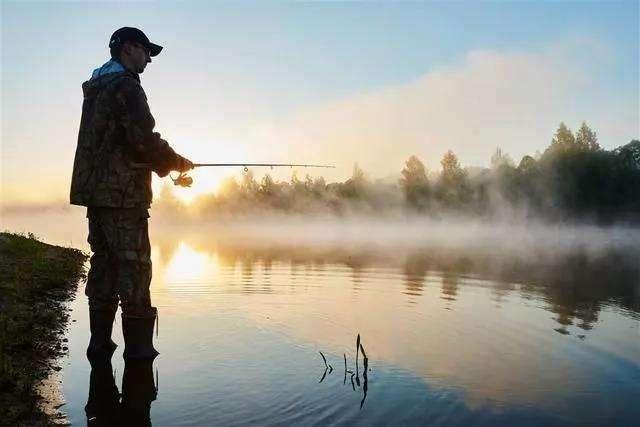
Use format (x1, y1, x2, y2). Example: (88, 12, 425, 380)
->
(87, 308, 118, 358)
(122, 307, 159, 360)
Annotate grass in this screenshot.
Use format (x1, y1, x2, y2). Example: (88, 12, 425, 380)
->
(0, 232, 87, 425)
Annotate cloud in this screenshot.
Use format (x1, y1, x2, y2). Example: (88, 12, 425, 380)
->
(251, 39, 634, 179)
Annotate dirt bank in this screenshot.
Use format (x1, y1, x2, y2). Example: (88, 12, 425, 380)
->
(0, 232, 87, 425)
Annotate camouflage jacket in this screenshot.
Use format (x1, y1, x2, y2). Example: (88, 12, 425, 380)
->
(70, 62, 179, 208)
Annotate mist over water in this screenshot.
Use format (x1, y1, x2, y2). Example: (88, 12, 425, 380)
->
(5, 207, 640, 257)
(156, 214, 640, 252)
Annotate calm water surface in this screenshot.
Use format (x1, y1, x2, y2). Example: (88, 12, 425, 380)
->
(4, 211, 640, 425)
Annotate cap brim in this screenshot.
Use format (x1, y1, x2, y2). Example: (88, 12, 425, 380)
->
(148, 43, 162, 57)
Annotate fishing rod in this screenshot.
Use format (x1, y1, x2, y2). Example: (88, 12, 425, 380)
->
(131, 161, 334, 187)
(173, 163, 335, 187)
(193, 163, 335, 169)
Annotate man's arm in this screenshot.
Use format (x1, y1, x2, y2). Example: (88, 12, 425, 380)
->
(116, 76, 192, 176)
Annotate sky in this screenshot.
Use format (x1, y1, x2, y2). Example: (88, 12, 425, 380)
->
(1, 0, 638, 206)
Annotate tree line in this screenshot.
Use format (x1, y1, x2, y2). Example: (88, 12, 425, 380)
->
(160, 122, 639, 222)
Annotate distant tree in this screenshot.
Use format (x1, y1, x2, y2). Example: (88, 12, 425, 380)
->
(615, 139, 640, 169)
(311, 176, 326, 196)
(553, 122, 575, 146)
(341, 163, 369, 199)
(303, 174, 315, 194)
(610, 140, 640, 215)
(490, 147, 514, 169)
(440, 150, 466, 184)
(259, 174, 276, 196)
(437, 150, 469, 208)
(351, 163, 367, 187)
(517, 155, 537, 173)
(240, 169, 258, 195)
(575, 122, 600, 151)
(515, 155, 544, 211)
(546, 122, 576, 155)
(399, 155, 430, 210)
(290, 171, 306, 194)
(487, 148, 519, 211)
(540, 123, 612, 216)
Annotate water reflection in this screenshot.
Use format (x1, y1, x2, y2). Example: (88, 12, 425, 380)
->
(85, 356, 158, 426)
(163, 242, 216, 286)
(38, 218, 633, 425)
(85, 357, 119, 426)
(121, 359, 158, 426)
(154, 233, 640, 334)
(144, 232, 639, 417)
(441, 273, 459, 303)
(402, 253, 427, 301)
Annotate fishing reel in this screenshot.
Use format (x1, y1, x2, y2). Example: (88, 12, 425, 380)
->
(170, 172, 193, 187)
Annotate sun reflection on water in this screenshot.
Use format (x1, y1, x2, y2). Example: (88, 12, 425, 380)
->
(162, 242, 218, 290)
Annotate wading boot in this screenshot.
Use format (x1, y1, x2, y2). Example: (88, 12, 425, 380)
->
(86, 308, 118, 358)
(122, 307, 159, 360)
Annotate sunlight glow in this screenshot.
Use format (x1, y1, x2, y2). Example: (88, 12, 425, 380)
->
(153, 169, 235, 204)
(163, 242, 219, 288)
(172, 168, 228, 204)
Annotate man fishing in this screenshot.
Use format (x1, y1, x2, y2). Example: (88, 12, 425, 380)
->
(70, 27, 193, 359)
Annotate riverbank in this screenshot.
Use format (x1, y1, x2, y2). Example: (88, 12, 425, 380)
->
(0, 232, 87, 425)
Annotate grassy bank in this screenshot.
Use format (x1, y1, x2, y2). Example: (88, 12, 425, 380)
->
(0, 232, 87, 425)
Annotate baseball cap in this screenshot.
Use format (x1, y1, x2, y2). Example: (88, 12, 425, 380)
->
(109, 27, 163, 57)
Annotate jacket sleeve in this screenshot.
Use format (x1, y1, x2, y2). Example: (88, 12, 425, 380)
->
(116, 76, 178, 177)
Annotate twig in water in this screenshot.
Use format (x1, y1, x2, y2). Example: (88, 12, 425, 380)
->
(319, 351, 328, 368)
(343, 353, 347, 385)
(355, 334, 360, 372)
(318, 351, 332, 382)
(360, 356, 368, 410)
(318, 367, 328, 383)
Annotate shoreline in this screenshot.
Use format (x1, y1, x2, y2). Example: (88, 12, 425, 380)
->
(0, 232, 87, 425)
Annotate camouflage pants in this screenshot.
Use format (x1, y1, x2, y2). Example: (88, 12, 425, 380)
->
(86, 208, 153, 316)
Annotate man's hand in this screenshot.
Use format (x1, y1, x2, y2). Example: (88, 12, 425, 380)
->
(175, 154, 194, 172)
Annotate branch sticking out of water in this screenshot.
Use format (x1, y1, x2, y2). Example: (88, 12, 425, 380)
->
(356, 334, 360, 371)
(319, 351, 328, 368)
(360, 356, 369, 410)
(319, 367, 328, 383)
(343, 353, 347, 385)
(317, 334, 370, 408)
(318, 351, 333, 382)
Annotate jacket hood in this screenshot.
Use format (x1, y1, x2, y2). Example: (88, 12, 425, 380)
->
(82, 59, 137, 99)
(91, 59, 125, 79)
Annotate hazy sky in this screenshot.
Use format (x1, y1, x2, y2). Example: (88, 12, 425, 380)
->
(1, 1, 638, 205)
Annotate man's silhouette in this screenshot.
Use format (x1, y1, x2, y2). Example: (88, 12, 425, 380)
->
(71, 27, 192, 359)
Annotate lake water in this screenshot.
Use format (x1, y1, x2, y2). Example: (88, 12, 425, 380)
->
(3, 210, 640, 425)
